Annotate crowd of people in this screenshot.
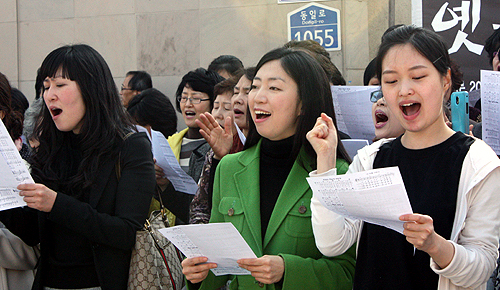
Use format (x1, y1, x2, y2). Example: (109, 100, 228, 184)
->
(0, 24, 498, 290)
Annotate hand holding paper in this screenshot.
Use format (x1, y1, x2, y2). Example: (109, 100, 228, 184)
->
(182, 256, 217, 284)
(151, 130, 198, 195)
(307, 166, 413, 234)
(159, 223, 257, 276)
(18, 183, 57, 212)
(237, 255, 285, 285)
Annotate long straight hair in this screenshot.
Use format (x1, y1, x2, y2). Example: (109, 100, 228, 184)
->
(32, 44, 134, 192)
(244, 47, 351, 164)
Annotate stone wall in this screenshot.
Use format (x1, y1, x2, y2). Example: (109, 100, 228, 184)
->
(0, 0, 411, 130)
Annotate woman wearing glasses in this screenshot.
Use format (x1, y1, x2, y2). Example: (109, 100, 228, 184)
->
(156, 68, 224, 225)
(308, 25, 500, 290)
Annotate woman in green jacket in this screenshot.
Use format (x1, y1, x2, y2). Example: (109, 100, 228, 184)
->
(182, 47, 356, 290)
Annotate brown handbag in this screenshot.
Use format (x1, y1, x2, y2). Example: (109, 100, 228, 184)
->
(127, 194, 185, 290)
(115, 137, 185, 290)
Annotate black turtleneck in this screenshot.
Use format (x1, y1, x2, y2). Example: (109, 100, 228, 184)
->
(259, 136, 296, 238)
(43, 132, 100, 288)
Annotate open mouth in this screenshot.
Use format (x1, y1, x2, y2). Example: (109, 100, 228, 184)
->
(51, 108, 62, 117)
(255, 110, 271, 120)
(184, 111, 196, 117)
(375, 111, 388, 124)
(401, 103, 421, 116)
(234, 108, 244, 116)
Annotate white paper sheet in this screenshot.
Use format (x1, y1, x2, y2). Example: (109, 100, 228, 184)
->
(307, 166, 413, 234)
(151, 130, 198, 195)
(0, 119, 32, 211)
(481, 70, 500, 155)
(159, 223, 257, 276)
(331, 86, 379, 140)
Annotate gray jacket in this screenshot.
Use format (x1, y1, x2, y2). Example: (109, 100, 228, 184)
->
(0, 222, 38, 290)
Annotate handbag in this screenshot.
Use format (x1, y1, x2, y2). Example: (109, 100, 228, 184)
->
(114, 137, 185, 290)
(127, 196, 185, 290)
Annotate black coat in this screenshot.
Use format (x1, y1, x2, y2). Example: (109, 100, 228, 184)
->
(0, 132, 156, 290)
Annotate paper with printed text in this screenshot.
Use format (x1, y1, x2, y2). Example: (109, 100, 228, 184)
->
(0, 119, 32, 211)
(481, 70, 500, 155)
(331, 86, 379, 141)
(307, 166, 412, 234)
(159, 223, 257, 276)
(151, 130, 198, 195)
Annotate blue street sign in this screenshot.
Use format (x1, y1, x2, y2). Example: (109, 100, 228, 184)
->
(287, 3, 341, 51)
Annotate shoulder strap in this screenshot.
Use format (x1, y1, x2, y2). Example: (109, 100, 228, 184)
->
(114, 132, 167, 212)
(115, 131, 135, 180)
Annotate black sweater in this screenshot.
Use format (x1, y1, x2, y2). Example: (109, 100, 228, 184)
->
(259, 136, 295, 238)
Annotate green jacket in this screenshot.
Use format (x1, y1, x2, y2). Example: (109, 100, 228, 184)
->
(191, 140, 356, 290)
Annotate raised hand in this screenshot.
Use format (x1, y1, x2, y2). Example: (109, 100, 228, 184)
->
(306, 113, 338, 173)
(196, 112, 234, 159)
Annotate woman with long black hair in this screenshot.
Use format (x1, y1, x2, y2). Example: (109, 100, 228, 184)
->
(309, 25, 500, 290)
(0, 44, 156, 290)
(182, 47, 355, 290)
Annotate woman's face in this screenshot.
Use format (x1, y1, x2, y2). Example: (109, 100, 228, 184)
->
(43, 70, 86, 134)
(248, 59, 301, 141)
(232, 75, 251, 131)
(180, 86, 211, 129)
(212, 91, 234, 128)
(371, 97, 405, 139)
(380, 44, 450, 134)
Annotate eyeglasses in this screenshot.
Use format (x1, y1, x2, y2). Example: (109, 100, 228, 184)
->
(177, 95, 210, 104)
(121, 85, 133, 92)
(370, 90, 384, 103)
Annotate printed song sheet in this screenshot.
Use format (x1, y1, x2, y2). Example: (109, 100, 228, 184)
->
(481, 70, 500, 155)
(307, 167, 412, 234)
(151, 130, 198, 195)
(331, 86, 379, 141)
(0, 119, 32, 211)
(159, 223, 257, 276)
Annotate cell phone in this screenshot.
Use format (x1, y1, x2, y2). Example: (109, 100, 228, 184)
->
(451, 91, 469, 134)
